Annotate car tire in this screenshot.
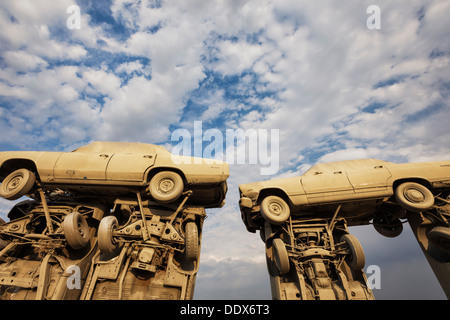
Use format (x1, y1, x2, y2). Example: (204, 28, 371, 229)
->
(428, 226, 450, 256)
(395, 182, 434, 212)
(149, 171, 184, 203)
(185, 221, 198, 261)
(260, 196, 290, 225)
(373, 215, 403, 238)
(272, 238, 290, 274)
(63, 211, 90, 250)
(0, 169, 36, 200)
(98, 216, 119, 254)
(340, 234, 365, 270)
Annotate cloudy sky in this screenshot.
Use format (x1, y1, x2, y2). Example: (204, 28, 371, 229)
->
(1, 0, 449, 299)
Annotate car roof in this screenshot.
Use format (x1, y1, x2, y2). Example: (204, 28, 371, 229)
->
(72, 141, 169, 154)
(304, 159, 392, 174)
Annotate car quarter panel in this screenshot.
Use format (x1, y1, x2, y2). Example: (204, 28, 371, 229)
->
(386, 161, 450, 186)
(154, 153, 229, 184)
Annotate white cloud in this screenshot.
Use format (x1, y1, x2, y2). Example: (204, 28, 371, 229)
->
(82, 68, 121, 96)
(195, 257, 271, 299)
(3, 50, 48, 72)
(213, 40, 266, 76)
(115, 60, 148, 76)
(0, 3, 87, 61)
(95, 63, 205, 142)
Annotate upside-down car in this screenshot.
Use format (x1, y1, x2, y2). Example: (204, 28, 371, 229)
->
(239, 158, 450, 231)
(0, 141, 229, 208)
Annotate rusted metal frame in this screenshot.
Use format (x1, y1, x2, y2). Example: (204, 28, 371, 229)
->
(328, 204, 341, 233)
(118, 253, 132, 300)
(435, 196, 450, 205)
(38, 188, 54, 234)
(288, 216, 295, 248)
(35, 253, 52, 300)
(0, 242, 17, 263)
(136, 191, 150, 241)
(79, 250, 101, 300)
(168, 190, 193, 225)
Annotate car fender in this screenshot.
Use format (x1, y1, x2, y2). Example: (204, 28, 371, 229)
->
(151, 152, 229, 185)
(0, 151, 62, 182)
(254, 177, 309, 207)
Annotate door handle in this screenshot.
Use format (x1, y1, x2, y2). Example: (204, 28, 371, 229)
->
(99, 154, 109, 158)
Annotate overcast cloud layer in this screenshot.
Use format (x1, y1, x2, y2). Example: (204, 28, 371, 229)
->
(0, 0, 449, 299)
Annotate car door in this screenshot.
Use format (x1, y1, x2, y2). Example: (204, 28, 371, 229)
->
(53, 152, 112, 181)
(105, 152, 156, 182)
(346, 164, 391, 196)
(301, 169, 354, 204)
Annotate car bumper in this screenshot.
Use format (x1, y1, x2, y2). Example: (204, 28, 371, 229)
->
(238, 196, 260, 233)
(239, 196, 253, 208)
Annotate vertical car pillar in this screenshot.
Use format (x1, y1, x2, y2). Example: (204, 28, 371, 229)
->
(407, 211, 450, 299)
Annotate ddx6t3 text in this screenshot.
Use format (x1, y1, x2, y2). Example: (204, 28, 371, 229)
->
(224, 305, 270, 315)
(180, 304, 270, 317)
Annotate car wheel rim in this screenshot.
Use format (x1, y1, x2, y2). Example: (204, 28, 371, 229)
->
(98, 216, 118, 254)
(7, 175, 23, 191)
(158, 178, 174, 193)
(64, 212, 90, 249)
(107, 223, 116, 244)
(404, 188, 425, 203)
(76, 219, 85, 237)
(268, 202, 283, 216)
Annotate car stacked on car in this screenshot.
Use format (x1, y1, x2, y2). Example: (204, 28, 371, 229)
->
(0, 142, 229, 300)
(1, 142, 449, 300)
(239, 158, 450, 299)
